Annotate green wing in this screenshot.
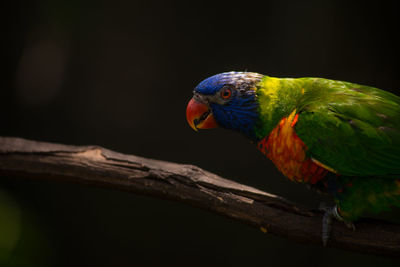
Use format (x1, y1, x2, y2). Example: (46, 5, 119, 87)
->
(294, 78, 400, 177)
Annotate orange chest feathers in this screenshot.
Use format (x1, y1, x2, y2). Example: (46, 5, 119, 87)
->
(257, 110, 328, 184)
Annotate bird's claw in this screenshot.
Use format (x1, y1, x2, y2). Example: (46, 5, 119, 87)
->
(321, 207, 333, 246)
(319, 204, 355, 246)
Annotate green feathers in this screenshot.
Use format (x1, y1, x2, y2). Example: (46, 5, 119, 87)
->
(255, 76, 400, 176)
(255, 76, 400, 221)
(255, 77, 303, 139)
(293, 77, 400, 177)
(335, 177, 400, 221)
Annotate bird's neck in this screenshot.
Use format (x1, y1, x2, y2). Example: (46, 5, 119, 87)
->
(253, 76, 304, 140)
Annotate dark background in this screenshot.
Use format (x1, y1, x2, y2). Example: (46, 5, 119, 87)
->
(2, 0, 400, 266)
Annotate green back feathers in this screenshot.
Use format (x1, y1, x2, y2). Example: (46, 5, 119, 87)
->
(255, 76, 400, 177)
(294, 78, 400, 176)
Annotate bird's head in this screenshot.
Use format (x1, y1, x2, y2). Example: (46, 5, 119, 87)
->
(186, 72, 264, 139)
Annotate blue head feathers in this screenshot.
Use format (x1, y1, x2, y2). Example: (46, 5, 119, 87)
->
(195, 72, 262, 95)
(193, 72, 264, 140)
(195, 73, 231, 95)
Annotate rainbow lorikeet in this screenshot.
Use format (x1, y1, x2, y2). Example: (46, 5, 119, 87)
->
(186, 72, 400, 245)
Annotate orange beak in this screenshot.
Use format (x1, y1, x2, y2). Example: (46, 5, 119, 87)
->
(186, 98, 218, 131)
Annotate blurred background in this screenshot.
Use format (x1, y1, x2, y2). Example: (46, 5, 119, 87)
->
(2, 0, 400, 266)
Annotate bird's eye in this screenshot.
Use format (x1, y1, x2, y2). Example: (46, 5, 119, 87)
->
(220, 88, 232, 99)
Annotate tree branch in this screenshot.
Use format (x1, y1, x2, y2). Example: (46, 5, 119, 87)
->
(0, 137, 399, 257)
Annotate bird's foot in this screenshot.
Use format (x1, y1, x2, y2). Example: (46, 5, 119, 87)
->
(319, 203, 355, 246)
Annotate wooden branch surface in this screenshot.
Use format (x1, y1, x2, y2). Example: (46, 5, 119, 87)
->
(0, 137, 399, 257)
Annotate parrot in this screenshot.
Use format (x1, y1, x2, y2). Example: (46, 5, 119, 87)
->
(185, 71, 400, 245)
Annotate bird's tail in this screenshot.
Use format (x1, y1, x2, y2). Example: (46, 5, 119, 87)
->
(335, 177, 400, 221)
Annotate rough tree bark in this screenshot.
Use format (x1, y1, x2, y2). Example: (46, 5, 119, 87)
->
(0, 137, 399, 257)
